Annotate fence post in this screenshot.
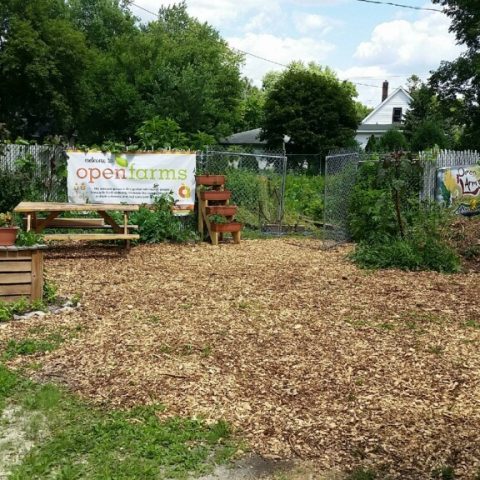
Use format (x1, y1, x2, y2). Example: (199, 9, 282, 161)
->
(278, 149, 287, 228)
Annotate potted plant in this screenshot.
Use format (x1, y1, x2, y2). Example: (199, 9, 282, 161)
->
(0, 212, 19, 246)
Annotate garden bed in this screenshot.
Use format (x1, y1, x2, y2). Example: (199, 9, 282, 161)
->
(1, 239, 480, 478)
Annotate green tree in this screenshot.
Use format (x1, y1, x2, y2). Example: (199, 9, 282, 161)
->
(430, 0, 480, 149)
(0, 0, 90, 138)
(128, 3, 244, 141)
(261, 62, 359, 160)
(68, 0, 137, 50)
(136, 117, 188, 150)
(403, 79, 452, 151)
(236, 79, 265, 131)
(365, 135, 378, 152)
(355, 102, 373, 123)
(379, 129, 409, 151)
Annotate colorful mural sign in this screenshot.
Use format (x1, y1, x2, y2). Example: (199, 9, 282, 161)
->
(437, 165, 480, 216)
(67, 151, 196, 215)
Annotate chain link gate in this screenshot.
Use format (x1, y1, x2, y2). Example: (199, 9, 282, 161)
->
(323, 150, 361, 244)
(199, 146, 288, 233)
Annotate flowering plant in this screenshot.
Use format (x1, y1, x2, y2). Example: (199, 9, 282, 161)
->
(0, 212, 14, 227)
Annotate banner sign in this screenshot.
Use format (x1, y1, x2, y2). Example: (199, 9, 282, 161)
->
(67, 151, 196, 214)
(437, 165, 480, 216)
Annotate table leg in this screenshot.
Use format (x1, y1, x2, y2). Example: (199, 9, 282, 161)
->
(98, 211, 122, 234)
(26, 214, 31, 232)
(36, 211, 61, 233)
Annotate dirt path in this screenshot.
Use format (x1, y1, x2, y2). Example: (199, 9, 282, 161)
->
(2, 239, 480, 478)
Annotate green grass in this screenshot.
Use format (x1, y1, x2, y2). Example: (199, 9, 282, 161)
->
(346, 467, 378, 480)
(0, 364, 238, 479)
(3, 336, 63, 361)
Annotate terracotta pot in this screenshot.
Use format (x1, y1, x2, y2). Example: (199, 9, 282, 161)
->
(200, 190, 231, 201)
(206, 205, 237, 216)
(196, 175, 226, 186)
(210, 222, 242, 233)
(0, 227, 19, 246)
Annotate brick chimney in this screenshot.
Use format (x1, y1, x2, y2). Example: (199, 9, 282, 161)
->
(382, 80, 389, 102)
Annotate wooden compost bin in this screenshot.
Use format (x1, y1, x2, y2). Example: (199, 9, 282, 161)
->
(0, 245, 47, 302)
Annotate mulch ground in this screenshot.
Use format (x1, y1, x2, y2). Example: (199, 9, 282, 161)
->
(2, 239, 480, 479)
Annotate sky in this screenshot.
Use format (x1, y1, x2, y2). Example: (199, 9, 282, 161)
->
(129, 0, 463, 107)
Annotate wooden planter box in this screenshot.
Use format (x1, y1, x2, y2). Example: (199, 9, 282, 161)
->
(210, 222, 242, 233)
(196, 175, 226, 186)
(0, 245, 47, 302)
(206, 205, 237, 216)
(200, 190, 231, 201)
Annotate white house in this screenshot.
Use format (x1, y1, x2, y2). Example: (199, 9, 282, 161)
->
(356, 81, 413, 148)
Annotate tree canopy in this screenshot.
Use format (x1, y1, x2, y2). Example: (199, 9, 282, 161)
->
(260, 63, 359, 156)
(0, 1, 245, 145)
(430, 0, 480, 149)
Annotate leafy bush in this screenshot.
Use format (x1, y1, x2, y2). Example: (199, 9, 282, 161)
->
(132, 195, 197, 243)
(16, 230, 44, 247)
(349, 154, 461, 273)
(351, 236, 460, 273)
(349, 155, 424, 242)
(378, 128, 409, 151)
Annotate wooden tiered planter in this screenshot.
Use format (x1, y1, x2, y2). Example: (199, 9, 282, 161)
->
(0, 245, 47, 302)
(196, 175, 243, 245)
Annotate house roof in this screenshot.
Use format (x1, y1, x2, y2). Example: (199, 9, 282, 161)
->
(361, 87, 413, 125)
(220, 128, 266, 145)
(357, 124, 403, 133)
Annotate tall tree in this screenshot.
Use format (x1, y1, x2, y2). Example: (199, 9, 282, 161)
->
(261, 62, 359, 158)
(0, 0, 89, 138)
(403, 78, 453, 150)
(430, 0, 480, 148)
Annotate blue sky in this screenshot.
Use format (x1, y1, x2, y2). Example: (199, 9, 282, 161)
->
(131, 1, 462, 106)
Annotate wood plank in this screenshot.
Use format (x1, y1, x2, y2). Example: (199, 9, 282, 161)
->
(43, 234, 140, 241)
(14, 202, 139, 212)
(0, 251, 32, 260)
(37, 218, 105, 228)
(0, 261, 31, 272)
(31, 250, 43, 301)
(0, 272, 31, 284)
(0, 295, 29, 303)
(0, 284, 31, 296)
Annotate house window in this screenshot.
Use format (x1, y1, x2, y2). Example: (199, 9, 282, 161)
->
(392, 107, 403, 123)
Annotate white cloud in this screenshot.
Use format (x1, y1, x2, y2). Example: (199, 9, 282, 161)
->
(354, 11, 462, 71)
(228, 33, 335, 85)
(293, 13, 341, 35)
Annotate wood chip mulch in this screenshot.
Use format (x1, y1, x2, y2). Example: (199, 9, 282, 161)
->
(2, 239, 480, 479)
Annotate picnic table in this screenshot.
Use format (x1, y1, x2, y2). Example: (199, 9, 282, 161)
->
(14, 202, 140, 248)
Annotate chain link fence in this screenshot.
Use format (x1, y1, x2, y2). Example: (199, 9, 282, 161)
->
(200, 146, 288, 232)
(0, 144, 67, 210)
(324, 148, 480, 245)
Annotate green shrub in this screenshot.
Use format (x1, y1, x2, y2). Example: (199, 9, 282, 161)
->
(284, 174, 324, 223)
(349, 155, 461, 273)
(16, 230, 44, 247)
(351, 236, 460, 273)
(351, 205, 461, 273)
(132, 195, 197, 243)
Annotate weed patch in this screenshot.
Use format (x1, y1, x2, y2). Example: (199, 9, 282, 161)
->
(0, 364, 237, 479)
(3, 336, 63, 360)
